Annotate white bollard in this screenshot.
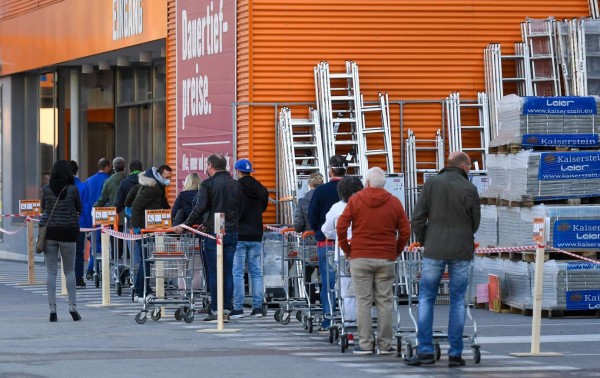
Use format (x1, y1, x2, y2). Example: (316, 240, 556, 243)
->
(101, 232, 111, 305)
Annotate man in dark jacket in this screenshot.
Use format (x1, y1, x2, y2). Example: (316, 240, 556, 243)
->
(405, 151, 481, 367)
(307, 154, 346, 330)
(131, 165, 172, 301)
(115, 160, 143, 215)
(95, 157, 127, 260)
(174, 153, 241, 322)
(230, 159, 269, 319)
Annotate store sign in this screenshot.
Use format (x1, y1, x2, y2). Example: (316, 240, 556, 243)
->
(176, 0, 235, 189)
(538, 152, 600, 180)
(522, 96, 597, 115)
(553, 219, 600, 249)
(112, 0, 144, 40)
(566, 289, 600, 310)
(522, 134, 599, 148)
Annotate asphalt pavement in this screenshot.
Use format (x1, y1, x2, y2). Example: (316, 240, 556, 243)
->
(1, 259, 599, 378)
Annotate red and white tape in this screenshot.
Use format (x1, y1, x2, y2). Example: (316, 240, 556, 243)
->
(180, 224, 216, 240)
(101, 227, 144, 241)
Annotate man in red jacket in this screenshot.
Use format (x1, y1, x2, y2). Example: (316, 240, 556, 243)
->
(337, 167, 411, 355)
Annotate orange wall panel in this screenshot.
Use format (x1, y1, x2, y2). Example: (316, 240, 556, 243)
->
(236, 0, 590, 224)
(0, 0, 167, 75)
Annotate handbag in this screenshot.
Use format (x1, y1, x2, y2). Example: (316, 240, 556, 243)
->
(36, 186, 68, 254)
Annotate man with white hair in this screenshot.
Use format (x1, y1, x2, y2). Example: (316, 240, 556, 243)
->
(337, 167, 411, 355)
(405, 151, 480, 367)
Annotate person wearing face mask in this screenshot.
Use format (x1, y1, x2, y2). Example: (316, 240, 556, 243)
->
(173, 153, 241, 322)
(130, 165, 173, 301)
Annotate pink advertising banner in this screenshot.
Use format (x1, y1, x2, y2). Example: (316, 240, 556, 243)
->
(176, 0, 235, 190)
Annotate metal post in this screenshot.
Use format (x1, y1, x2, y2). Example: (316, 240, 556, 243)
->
(101, 232, 111, 305)
(215, 212, 225, 331)
(27, 221, 36, 284)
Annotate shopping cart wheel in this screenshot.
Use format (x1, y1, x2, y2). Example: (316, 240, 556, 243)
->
(131, 290, 135, 302)
(280, 311, 291, 325)
(434, 342, 441, 361)
(329, 328, 334, 343)
(274, 308, 283, 322)
(94, 274, 100, 288)
(135, 312, 147, 324)
(340, 334, 347, 353)
(295, 311, 303, 322)
(262, 304, 269, 317)
(472, 345, 481, 364)
(184, 309, 194, 323)
(151, 308, 161, 321)
(116, 282, 122, 296)
(174, 308, 183, 321)
(308, 319, 314, 333)
(405, 343, 413, 358)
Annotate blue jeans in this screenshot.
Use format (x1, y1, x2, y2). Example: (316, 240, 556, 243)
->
(204, 232, 238, 312)
(417, 258, 470, 357)
(134, 239, 149, 297)
(75, 232, 85, 281)
(318, 244, 336, 328)
(233, 241, 264, 310)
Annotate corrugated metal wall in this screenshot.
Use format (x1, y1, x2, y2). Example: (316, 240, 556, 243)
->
(235, 0, 590, 223)
(166, 0, 177, 204)
(0, 0, 62, 20)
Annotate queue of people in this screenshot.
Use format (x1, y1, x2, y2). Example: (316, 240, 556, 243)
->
(38, 151, 482, 370)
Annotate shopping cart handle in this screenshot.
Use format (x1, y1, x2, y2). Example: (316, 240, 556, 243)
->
(140, 228, 176, 234)
(301, 231, 315, 239)
(280, 227, 296, 235)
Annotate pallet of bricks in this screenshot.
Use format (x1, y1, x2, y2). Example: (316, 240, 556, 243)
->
(475, 94, 600, 316)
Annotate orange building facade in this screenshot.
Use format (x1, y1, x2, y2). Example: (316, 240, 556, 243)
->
(0, 0, 591, 258)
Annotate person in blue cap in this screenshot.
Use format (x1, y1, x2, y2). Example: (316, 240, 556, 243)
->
(230, 159, 269, 318)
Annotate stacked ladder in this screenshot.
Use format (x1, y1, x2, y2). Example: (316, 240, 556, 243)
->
(360, 92, 395, 174)
(314, 61, 364, 175)
(277, 107, 325, 224)
(314, 61, 394, 175)
(591, 0, 599, 19)
(521, 17, 561, 96)
(445, 92, 490, 173)
(404, 129, 444, 221)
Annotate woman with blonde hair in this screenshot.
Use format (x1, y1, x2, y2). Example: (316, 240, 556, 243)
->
(172, 172, 201, 226)
(293, 172, 324, 232)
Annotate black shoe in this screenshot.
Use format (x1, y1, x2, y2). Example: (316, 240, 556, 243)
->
(404, 353, 435, 366)
(49, 312, 57, 322)
(230, 309, 244, 318)
(76, 279, 86, 288)
(69, 309, 81, 321)
(250, 308, 263, 318)
(85, 271, 94, 281)
(448, 355, 466, 367)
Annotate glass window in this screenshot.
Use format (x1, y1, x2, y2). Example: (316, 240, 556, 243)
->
(40, 72, 56, 198)
(135, 67, 152, 102)
(117, 68, 135, 104)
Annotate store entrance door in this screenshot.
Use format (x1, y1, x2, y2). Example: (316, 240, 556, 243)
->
(86, 122, 115, 174)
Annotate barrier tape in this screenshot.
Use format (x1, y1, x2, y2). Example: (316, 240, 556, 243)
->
(547, 247, 600, 265)
(80, 226, 102, 232)
(180, 224, 216, 240)
(265, 225, 286, 233)
(475, 246, 536, 254)
(101, 227, 144, 241)
(0, 217, 37, 235)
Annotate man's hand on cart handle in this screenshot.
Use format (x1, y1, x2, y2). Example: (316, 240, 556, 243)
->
(408, 242, 421, 250)
(172, 225, 184, 234)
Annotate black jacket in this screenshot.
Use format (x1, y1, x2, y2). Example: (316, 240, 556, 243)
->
(238, 176, 269, 241)
(130, 169, 170, 229)
(171, 190, 198, 226)
(115, 173, 140, 213)
(40, 184, 82, 242)
(184, 171, 241, 232)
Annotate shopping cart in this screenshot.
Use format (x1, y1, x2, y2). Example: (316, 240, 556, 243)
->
(273, 228, 310, 325)
(135, 231, 195, 324)
(297, 231, 323, 333)
(332, 244, 357, 352)
(394, 248, 481, 363)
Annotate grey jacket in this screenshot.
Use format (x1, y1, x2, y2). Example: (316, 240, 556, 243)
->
(293, 189, 315, 233)
(411, 167, 480, 260)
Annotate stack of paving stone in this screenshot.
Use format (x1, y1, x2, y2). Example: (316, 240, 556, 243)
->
(475, 205, 499, 247)
(482, 150, 600, 202)
(490, 94, 600, 148)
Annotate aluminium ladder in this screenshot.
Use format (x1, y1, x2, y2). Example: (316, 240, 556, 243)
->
(314, 61, 365, 175)
(445, 92, 490, 173)
(359, 92, 395, 173)
(522, 17, 562, 96)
